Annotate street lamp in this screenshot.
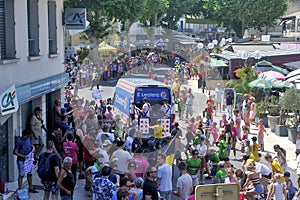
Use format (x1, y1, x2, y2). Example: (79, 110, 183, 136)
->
(237, 50, 249, 66)
(197, 42, 204, 50)
(207, 43, 214, 50)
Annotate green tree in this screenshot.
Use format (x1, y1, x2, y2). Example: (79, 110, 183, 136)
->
(226, 66, 256, 94)
(279, 87, 300, 117)
(203, 0, 288, 38)
(140, 0, 169, 47)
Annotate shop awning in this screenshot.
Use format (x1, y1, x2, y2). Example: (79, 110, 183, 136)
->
(210, 58, 228, 68)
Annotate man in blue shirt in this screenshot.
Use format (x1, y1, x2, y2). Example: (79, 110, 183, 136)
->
(92, 166, 117, 200)
(13, 129, 38, 193)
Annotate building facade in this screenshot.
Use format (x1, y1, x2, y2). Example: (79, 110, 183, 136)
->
(0, 0, 67, 182)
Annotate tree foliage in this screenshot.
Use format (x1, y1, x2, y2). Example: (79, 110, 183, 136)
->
(203, 0, 288, 38)
(160, 0, 200, 30)
(279, 87, 300, 115)
(226, 66, 256, 94)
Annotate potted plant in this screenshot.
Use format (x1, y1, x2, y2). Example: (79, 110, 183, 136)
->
(285, 116, 297, 144)
(275, 109, 288, 136)
(267, 96, 280, 132)
(255, 100, 268, 127)
(279, 87, 300, 143)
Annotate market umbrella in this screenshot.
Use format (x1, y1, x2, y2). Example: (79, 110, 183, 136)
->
(98, 42, 117, 53)
(285, 68, 300, 80)
(253, 60, 289, 75)
(248, 78, 273, 90)
(210, 58, 228, 68)
(272, 80, 295, 89)
(259, 71, 285, 80)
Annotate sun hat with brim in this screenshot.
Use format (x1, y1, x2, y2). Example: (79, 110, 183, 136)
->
(102, 140, 112, 146)
(146, 166, 157, 173)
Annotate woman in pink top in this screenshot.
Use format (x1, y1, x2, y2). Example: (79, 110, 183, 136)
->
(63, 133, 79, 184)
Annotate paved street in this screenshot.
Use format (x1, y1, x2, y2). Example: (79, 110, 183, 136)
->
(7, 64, 299, 199)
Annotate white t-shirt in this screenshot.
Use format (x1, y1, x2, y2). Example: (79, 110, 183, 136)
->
(175, 173, 193, 200)
(111, 149, 132, 174)
(186, 93, 194, 106)
(255, 162, 271, 176)
(196, 144, 207, 157)
(160, 104, 171, 117)
(98, 148, 109, 164)
(142, 103, 151, 117)
(158, 163, 172, 192)
(125, 136, 134, 151)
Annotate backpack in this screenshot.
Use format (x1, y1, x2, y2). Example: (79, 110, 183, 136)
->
(37, 153, 55, 181)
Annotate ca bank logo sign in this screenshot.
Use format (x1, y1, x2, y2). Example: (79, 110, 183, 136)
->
(65, 8, 86, 30)
(0, 85, 19, 116)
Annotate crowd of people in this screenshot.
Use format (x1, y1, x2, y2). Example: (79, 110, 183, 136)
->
(12, 56, 300, 200)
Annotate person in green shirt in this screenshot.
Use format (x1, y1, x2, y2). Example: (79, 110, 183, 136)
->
(216, 161, 228, 183)
(207, 147, 220, 183)
(186, 149, 202, 186)
(175, 96, 184, 119)
(218, 133, 230, 168)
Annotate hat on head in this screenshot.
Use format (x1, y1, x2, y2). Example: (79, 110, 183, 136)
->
(284, 171, 291, 177)
(148, 140, 155, 147)
(218, 161, 225, 168)
(131, 120, 138, 125)
(244, 139, 250, 144)
(34, 107, 42, 112)
(251, 136, 257, 142)
(134, 177, 144, 188)
(102, 140, 112, 146)
(100, 99, 104, 104)
(146, 166, 157, 173)
(200, 134, 206, 139)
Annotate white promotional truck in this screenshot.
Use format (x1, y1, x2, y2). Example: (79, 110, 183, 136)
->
(113, 78, 175, 138)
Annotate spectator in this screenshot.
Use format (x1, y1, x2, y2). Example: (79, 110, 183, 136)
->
(39, 141, 61, 200)
(117, 188, 130, 200)
(111, 140, 132, 176)
(133, 148, 149, 178)
(57, 157, 76, 200)
(92, 166, 117, 200)
(172, 161, 193, 199)
(143, 166, 159, 200)
(157, 152, 172, 200)
(13, 129, 38, 193)
(130, 177, 144, 200)
(62, 133, 78, 185)
(30, 106, 45, 162)
(225, 92, 234, 120)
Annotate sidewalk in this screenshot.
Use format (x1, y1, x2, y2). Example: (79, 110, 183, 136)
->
(187, 79, 298, 171)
